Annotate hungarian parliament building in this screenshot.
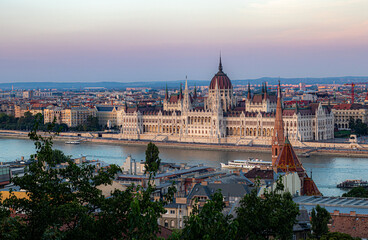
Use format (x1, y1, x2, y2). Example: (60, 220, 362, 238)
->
(117, 59, 334, 145)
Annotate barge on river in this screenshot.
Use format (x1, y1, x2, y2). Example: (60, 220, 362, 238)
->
(337, 179, 368, 189)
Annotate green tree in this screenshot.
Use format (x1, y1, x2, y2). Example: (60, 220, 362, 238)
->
(72, 116, 101, 132)
(95, 142, 175, 240)
(1, 124, 175, 240)
(320, 232, 361, 240)
(145, 142, 161, 175)
(349, 117, 356, 130)
(342, 187, 368, 198)
(349, 118, 368, 136)
(180, 191, 238, 240)
(311, 205, 331, 239)
(235, 179, 300, 240)
(1, 124, 120, 239)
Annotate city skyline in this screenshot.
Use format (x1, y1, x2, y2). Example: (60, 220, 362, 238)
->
(1, 0, 368, 83)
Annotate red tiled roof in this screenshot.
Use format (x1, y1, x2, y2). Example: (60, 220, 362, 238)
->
(332, 103, 364, 110)
(303, 177, 322, 196)
(244, 168, 274, 180)
(250, 94, 277, 104)
(275, 139, 305, 173)
(169, 94, 182, 103)
(330, 214, 368, 238)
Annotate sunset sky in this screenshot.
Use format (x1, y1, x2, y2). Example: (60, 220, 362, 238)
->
(1, 0, 367, 82)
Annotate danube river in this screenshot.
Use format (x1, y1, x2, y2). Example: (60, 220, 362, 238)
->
(1, 137, 368, 196)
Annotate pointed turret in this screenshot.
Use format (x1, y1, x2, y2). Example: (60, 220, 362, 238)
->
(247, 83, 251, 100)
(272, 80, 284, 166)
(296, 102, 299, 113)
(165, 83, 168, 100)
(264, 82, 268, 99)
(214, 78, 222, 113)
(193, 83, 197, 99)
(183, 76, 191, 111)
(185, 76, 188, 92)
(179, 83, 183, 100)
(218, 53, 223, 72)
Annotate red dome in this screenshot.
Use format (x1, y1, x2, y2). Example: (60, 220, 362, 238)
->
(209, 57, 232, 90)
(209, 72, 232, 90)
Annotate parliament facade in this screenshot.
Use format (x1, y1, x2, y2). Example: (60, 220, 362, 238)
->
(117, 59, 334, 145)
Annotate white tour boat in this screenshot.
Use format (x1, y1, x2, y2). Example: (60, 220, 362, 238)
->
(220, 158, 272, 171)
(65, 140, 81, 144)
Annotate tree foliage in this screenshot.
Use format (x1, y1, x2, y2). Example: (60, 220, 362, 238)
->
(70, 116, 102, 132)
(180, 191, 238, 240)
(319, 232, 361, 240)
(0, 112, 68, 132)
(342, 187, 368, 198)
(175, 178, 300, 240)
(349, 117, 368, 136)
(145, 142, 161, 175)
(0, 123, 174, 240)
(235, 179, 300, 240)
(311, 205, 331, 239)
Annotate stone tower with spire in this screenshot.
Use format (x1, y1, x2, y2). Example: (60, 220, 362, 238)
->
(212, 79, 224, 140)
(247, 83, 251, 100)
(183, 77, 191, 112)
(272, 80, 284, 166)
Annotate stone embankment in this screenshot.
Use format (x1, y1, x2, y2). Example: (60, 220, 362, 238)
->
(1, 130, 368, 157)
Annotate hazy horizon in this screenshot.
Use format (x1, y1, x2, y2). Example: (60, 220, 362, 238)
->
(1, 0, 367, 83)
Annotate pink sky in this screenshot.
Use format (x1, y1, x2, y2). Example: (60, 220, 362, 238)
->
(0, 0, 367, 82)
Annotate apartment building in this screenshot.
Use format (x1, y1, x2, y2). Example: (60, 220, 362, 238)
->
(332, 103, 368, 130)
(44, 107, 96, 127)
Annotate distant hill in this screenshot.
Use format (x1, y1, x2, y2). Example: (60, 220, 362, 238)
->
(1, 76, 368, 90)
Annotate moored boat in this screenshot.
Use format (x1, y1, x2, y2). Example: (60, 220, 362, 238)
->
(65, 140, 81, 144)
(337, 179, 368, 189)
(221, 158, 272, 171)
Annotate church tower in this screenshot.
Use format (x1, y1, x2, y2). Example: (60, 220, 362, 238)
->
(272, 80, 284, 166)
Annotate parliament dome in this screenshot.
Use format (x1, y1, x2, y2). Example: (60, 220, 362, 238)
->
(209, 57, 232, 90)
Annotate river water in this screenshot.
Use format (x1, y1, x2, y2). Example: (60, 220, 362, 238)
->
(1, 137, 368, 196)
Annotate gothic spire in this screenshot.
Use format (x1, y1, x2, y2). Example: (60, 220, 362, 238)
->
(194, 83, 197, 99)
(272, 80, 285, 166)
(218, 53, 223, 72)
(247, 82, 251, 100)
(184, 76, 190, 111)
(263, 82, 268, 100)
(165, 83, 168, 100)
(185, 75, 188, 91)
(265, 82, 268, 94)
(179, 83, 183, 100)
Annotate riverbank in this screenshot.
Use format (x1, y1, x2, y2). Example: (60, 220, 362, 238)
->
(1, 130, 368, 157)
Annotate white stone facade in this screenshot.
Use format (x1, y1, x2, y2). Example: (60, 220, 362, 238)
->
(117, 85, 334, 144)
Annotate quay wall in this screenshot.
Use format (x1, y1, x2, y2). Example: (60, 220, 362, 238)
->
(1, 130, 368, 157)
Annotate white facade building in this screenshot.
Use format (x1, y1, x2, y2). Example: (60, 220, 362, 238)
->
(117, 60, 334, 144)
